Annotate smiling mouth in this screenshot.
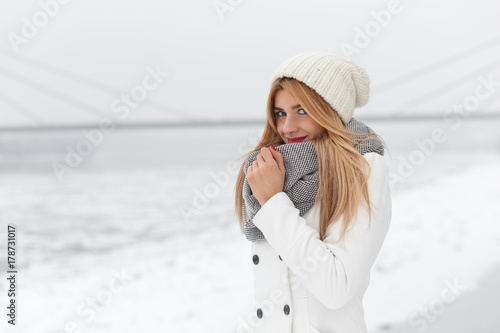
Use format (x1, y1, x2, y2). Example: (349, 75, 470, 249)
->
(287, 136, 307, 143)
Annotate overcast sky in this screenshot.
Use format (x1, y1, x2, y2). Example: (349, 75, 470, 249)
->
(0, 0, 499, 128)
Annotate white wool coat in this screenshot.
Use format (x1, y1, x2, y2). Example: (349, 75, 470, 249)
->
(246, 152, 392, 333)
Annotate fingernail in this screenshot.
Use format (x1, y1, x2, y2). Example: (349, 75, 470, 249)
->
(270, 145, 276, 151)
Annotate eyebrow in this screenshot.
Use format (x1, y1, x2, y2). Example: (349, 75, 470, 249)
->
(273, 104, 302, 111)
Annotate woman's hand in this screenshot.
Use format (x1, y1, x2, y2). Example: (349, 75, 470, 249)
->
(247, 146, 285, 206)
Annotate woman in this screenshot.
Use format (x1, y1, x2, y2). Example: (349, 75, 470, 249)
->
(234, 52, 392, 333)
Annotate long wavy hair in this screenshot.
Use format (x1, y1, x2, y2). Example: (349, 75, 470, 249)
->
(233, 77, 389, 243)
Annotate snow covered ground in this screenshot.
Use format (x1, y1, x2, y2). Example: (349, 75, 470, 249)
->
(367, 156, 500, 333)
(1, 120, 500, 332)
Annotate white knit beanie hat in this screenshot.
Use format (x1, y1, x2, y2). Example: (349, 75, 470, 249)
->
(270, 52, 370, 124)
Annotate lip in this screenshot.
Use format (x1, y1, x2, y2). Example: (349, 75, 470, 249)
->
(287, 136, 307, 143)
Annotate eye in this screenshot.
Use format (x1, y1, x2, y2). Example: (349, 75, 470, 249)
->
(274, 111, 286, 117)
(298, 108, 307, 115)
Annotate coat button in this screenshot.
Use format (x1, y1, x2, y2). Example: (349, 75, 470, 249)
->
(279, 255, 283, 261)
(253, 255, 259, 265)
(283, 304, 290, 315)
(257, 308, 263, 318)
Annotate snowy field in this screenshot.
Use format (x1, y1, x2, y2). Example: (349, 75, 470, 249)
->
(1, 118, 500, 333)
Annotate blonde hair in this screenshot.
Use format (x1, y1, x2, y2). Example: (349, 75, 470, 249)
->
(233, 77, 389, 243)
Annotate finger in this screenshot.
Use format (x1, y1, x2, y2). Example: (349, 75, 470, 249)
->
(259, 147, 273, 163)
(256, 150, 267, 164)
(270, 148, 285, 171)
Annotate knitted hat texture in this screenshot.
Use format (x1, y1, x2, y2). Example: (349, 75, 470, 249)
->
(270, 52, 370, 124)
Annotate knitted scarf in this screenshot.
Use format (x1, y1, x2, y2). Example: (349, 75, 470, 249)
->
(242, 117, 385, 242)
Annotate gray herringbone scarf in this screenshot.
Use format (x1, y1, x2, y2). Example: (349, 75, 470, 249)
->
(242, 117, 384, 242)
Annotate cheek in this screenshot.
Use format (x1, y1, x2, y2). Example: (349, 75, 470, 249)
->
(308, 121, 325, 137)
(275, 120, 284, 134)
(304, 121, 317, 132)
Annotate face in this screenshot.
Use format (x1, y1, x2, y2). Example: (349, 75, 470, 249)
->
(273, 89, 326, 144)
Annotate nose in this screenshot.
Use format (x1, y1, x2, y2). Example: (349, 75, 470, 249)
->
(282, 115, 299, 136)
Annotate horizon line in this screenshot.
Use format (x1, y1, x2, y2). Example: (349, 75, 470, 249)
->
(0, 113, 499, 132)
